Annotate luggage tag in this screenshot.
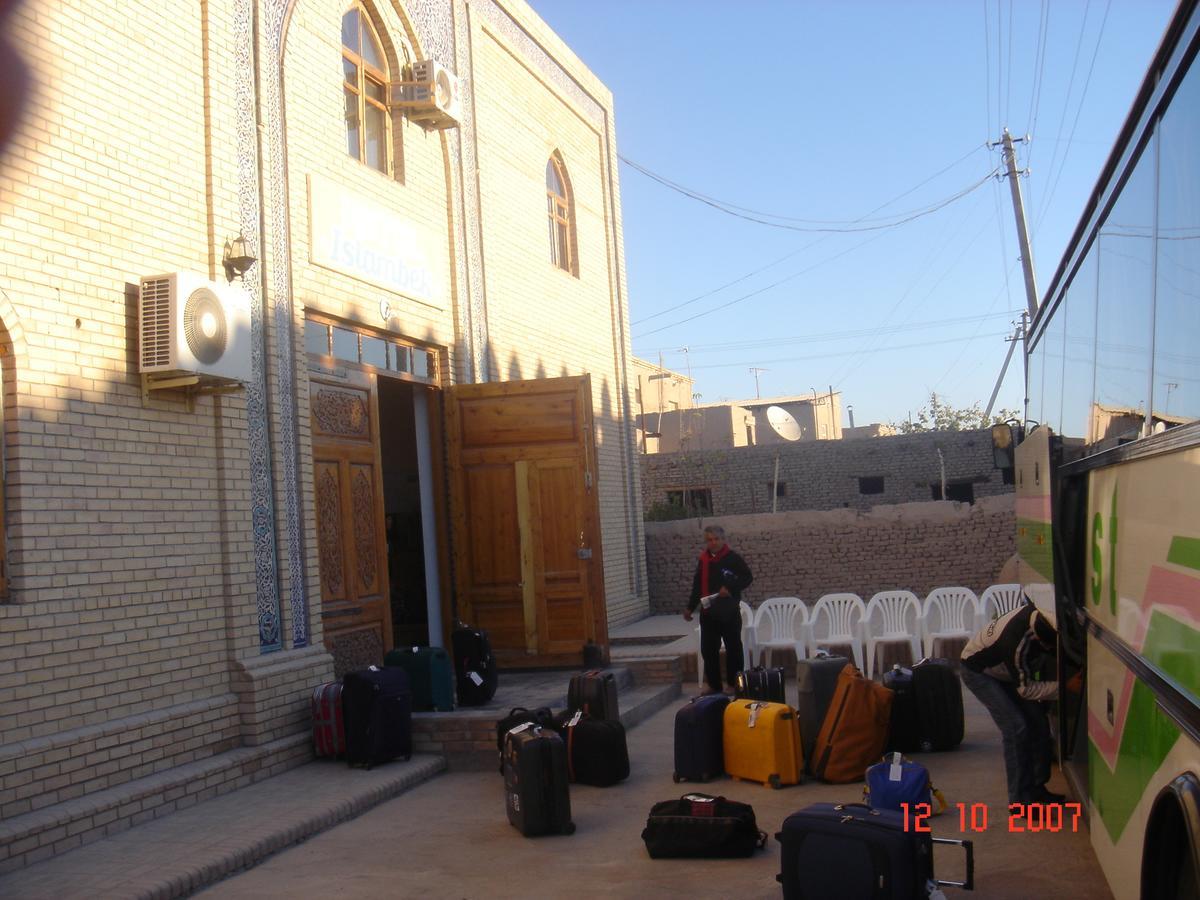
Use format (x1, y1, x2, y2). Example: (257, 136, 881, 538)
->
(412, 646, 420, 654)
(889, 752, 904, 782)
(568, 710, 583, 728)
(468, 671, 484, 686)
(748, 702, 762, 728)
(507, 722, 533, 738)
(683, 794, 716, 817)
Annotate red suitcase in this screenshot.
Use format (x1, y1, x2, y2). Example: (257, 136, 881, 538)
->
(312, 681, 345, 758)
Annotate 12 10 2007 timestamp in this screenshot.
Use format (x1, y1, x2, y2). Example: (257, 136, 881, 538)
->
(901, 802, 1084, 833)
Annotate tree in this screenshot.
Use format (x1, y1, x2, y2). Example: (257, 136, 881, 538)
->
(892, 392, 1019, 433)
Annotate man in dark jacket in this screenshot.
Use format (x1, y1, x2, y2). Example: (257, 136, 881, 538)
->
(683, 525, 753, 695)
(960, 599, 1069, 805)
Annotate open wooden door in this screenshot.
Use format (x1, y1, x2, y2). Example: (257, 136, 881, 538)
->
(310, 369, 393, 677)
(445, 375, 607, 667)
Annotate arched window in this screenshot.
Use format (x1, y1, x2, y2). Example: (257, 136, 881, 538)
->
(342, 7, 389, 174)
(546, 155, 576, 275)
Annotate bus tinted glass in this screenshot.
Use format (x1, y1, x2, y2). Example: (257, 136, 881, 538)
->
(1060, 246, 1098, 444)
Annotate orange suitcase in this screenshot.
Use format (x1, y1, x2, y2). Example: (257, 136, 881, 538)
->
(812, 664, 893, 784)
(722, 699, 804, 789)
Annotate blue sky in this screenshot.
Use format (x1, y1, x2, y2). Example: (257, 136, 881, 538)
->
(528, 0, 1176, 427)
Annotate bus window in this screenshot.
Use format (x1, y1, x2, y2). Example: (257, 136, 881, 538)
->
(1060, 248, 1098, 447)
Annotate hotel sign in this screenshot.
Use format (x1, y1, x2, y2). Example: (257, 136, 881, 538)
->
(308, 174, 442, 309)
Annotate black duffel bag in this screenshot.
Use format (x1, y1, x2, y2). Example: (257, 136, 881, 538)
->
(642, 793, 768, 859)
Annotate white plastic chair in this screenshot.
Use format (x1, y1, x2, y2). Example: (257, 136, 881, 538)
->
(979, 583, 1025, 625)
(863, 590, 923, 679)
(808, 593, 867, 672)
(694, 600, 757, 686)
(921, 587, 981, 659)
(752, 597, 810, 669)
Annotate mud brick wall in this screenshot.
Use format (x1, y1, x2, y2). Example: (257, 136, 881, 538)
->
(645, 495, 1016, 614)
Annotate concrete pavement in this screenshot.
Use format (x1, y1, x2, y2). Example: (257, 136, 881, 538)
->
(202, 687, 1112, 900)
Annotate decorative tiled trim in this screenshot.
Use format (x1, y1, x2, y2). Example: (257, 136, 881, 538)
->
(234, 0, 282, 651)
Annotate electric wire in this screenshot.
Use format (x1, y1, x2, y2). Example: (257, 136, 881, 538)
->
(1005, 0, 1015, 128)
(983, 0, 993, 142)
(1025, 0, 1051, 219)
(682, 332, 1013, 372)
(630, 143, 988, 326)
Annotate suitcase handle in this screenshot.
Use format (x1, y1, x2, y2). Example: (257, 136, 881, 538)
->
(931, 837, 975, 891)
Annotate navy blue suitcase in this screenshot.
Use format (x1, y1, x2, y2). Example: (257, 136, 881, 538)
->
(672, 694, 730, 783)
(776, 803, 974, 900)
(884, 665, 921, 753)
(912, 658, 964, 751)
(341, 665, 413, 769)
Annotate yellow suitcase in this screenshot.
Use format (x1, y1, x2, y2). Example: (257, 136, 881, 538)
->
(722, 699, 804, 788)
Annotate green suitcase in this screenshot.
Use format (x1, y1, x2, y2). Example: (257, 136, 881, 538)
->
(384, 646, 455, 712)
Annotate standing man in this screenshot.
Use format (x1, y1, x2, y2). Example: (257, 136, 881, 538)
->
(684, 525, 753, 695)
(960, 600, 1073, 805)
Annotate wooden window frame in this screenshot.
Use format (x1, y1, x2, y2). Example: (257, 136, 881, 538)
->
(342, 6, 392, 176)
(305, 314, 440, 387)
(546, 155, 578, 276)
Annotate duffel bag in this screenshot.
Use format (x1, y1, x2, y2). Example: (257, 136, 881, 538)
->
(641, 793, 768, 859)
(863, 752, 948, 815)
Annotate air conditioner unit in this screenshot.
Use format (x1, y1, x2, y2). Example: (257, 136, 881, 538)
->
(394, 59, 461, 129)
(138, 272, 252, 383)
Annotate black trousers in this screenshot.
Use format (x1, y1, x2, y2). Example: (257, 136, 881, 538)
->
(699, 601, 744, 691)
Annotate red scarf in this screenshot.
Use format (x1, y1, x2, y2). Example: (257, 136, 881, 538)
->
(698, 545, 730, 597)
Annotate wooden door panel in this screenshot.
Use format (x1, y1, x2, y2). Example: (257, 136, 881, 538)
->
(458, 393, 578, 448)
(314, 459, 347, 606)
(349, 462, 383, 599)
(462, 465, 520, 587)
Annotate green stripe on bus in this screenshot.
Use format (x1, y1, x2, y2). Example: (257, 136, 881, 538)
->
(1090, 610, 1200, 843)
(1167, 537, 1200, 572)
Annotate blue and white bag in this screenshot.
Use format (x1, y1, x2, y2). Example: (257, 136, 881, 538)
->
(863, 752, 947, 814)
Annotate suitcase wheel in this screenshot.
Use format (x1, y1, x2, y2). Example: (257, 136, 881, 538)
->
(563, 822, 577, 835)
(768, 774, 781, 790)
(672, 772, 681, 783)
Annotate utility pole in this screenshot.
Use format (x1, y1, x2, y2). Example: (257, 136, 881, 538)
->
(984, 318, 1025, 419)
(749, 367, 768, 399)
(994, 129, 1040, 321)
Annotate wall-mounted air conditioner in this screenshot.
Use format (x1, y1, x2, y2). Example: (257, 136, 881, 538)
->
(392, 59, 462, 130)
(138, 272, 252, 383)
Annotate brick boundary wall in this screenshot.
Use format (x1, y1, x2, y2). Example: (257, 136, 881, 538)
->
(641, 428, 1012, 516)
(644, 494, 1016, 615)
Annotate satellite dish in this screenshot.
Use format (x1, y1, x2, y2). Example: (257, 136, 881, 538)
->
(766, 405, 802, 441)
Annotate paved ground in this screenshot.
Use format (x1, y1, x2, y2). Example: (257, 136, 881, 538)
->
(202, 686, 1112, 900)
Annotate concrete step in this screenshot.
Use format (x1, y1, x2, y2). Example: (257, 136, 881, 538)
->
(0, 754, 447, 900)
(0, 732, 313, 875)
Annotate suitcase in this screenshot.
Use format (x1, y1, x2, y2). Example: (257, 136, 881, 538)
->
(554, 710, 630, 787)
(567, 669, 619, 721)
(912, 658, 964, 751)
(496, 706, 556, 772)
(673, 694, 730, 783)
(384, 645, 454, 712)
(812, 664, 893, 784)
(776, 802, 974, 900)
(796, 654, 849, 775)
(735, 666, 787, 704)
(864, 753, 946, 815)
(451, 625, 498, 707)
(311, 681, 345, 758)
(641, 793, 768, 859)
(342, 666, 413, 768)
(503, 724, 576, 837)
(722, 700, 804, 789)
(883, 665, 920, 753)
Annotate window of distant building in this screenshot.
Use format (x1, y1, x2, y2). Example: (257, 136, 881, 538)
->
(768, 481, 788, 498)
(858, 476, 884, 495)
(342, 6, 391, 175)
(546, 153, 578, 275)
(666, 488, 712, 516)
(932, 481, 975, 504)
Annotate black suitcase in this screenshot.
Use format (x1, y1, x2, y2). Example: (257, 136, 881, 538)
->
(451, 624, 499, 706)
(554, 710, 630, 787)
(567, 669, 620, 721)
(796, 653, 848, 774)
(776, 802, 974, 899)
(912, 658, 964, 751)
(642, 793, 768, 859)
(673, 693, 730, 783)
(341, 665, 413, 768)
(503, 725, 575, 836)
(735, 666, 786, 704)
(883, 665, 920, 753)
(496, 706, 555, 772)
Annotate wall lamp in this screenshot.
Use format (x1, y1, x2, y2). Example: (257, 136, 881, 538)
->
(222, 232, 257, 281)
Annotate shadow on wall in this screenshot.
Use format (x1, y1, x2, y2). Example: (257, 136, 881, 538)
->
(642, 495, 1017, 615)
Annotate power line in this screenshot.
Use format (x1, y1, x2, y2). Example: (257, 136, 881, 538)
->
(983, 0, 993, 141)
(618, 156, 1000, 234)
(1005, 0, 1015, 127)
(630, 143, 988, 326)
(1025, 0, 1051, 215)
(682, 332, 1012, 372)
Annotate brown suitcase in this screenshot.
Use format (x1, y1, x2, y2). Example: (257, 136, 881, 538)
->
(812, 664, 893, 783)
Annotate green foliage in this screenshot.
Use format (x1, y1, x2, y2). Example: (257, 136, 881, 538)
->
(892, 392, 1020, 433)
(644, 499, 692, 522)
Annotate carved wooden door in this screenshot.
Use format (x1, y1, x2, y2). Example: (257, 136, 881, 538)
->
(445, 375, 607, 667)
(310, 370, 392, 676)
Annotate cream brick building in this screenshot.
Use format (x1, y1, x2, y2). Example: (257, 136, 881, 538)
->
(0, 0, 645, 869)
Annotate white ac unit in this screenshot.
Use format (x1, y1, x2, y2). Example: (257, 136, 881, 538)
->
(400, 59, 462, 129)
(138, 272, 252, 383)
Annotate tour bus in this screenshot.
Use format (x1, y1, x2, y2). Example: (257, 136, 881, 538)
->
(999, 1, 1200, 897)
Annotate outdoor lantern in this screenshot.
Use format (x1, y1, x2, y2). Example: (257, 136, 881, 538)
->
(222, 232, 256, 281)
